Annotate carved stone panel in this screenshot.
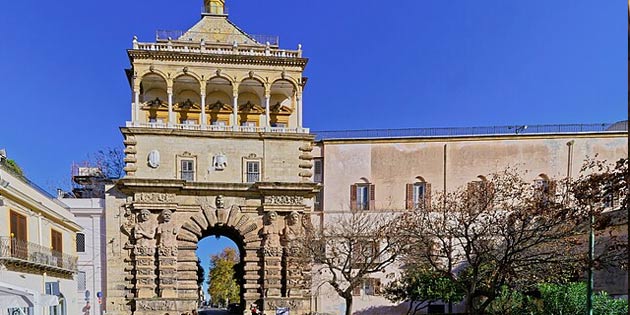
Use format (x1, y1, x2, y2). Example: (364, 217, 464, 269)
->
(264, 195, 304, 206)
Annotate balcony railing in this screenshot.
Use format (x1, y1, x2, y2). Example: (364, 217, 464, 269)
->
(126, 121, 310, 134)
(0, 237, 78, 273)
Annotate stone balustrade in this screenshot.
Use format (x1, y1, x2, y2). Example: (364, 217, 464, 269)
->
(126, 121, 310, 134)
(133, 40, 302, 58)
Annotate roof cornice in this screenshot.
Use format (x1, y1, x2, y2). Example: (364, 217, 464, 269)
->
(128, 49, 308, 69)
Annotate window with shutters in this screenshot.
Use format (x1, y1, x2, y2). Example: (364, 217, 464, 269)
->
(51, 229, 63, 267)
(76, 233, 85, 253)
(77, 271, 87, 291)
(180, 159, 195, 181)
(364, 278, 382, 296)
(9, 211, 28, 259)
(467, 176, 494, 206)
(352, 240, 380, 267)
(406, 180, 432, 210)
(602, 181, 619, 208)
(351, 183, 374, 210)
(246, 161, 260, 183)
(534, 175, 556, 207)
(352, 278, 382, 296)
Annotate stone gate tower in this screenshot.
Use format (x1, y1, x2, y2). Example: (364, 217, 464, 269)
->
(104, 2, 317, 314)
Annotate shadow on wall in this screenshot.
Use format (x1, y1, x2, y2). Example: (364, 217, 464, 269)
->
(353, 303, 410, 315)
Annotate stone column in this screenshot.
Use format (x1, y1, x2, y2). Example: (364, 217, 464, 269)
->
(264, 86, 271, 131)
(167, 87, 174, 126)
(200, 83, 207, 128)
(133, 85, 140, 125)
(232, 86, 239, 130)
(296, 88, 303, 129)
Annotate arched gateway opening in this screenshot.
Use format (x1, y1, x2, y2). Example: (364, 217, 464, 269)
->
(174, 196, 262, 315)
(197, 229, 246, 312)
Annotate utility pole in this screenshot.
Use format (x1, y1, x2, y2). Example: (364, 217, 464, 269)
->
(587, 210, 594, 315)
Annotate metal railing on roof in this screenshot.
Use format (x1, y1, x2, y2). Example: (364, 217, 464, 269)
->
(312, 122, 628, 141)
(156, 30, 279, 46)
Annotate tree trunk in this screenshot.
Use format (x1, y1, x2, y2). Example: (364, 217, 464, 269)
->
(344, 296, 353, 315)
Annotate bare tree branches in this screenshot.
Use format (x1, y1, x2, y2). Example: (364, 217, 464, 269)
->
(302, 212, 407, 315)
(400, 168, 585, 315)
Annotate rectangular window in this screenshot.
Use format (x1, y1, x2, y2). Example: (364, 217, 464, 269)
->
(9, 211, 28, 259)
(351, 184, 374, 210)
(313, 159, 323, 183)
(413, 183, 425, 208)
(10, 211, 27, 241)
(534, 179, 555, 206)
(211, 120, 226, 126)
(76, 233, 85, 253)
(77, 271, 87, 291)
(314, 191, 323, 211)
(363, 278, 382, 296)
(357, 185, 369, 210)
(271, 122, 287, 128)
(246, 161, 260, 183)
(181, 159, 195, 181)
(241, 121, 256, 127)
(51, 229, 63, 268)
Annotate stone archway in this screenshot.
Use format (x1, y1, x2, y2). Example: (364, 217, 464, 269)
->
(121, 189, 315, 315)
(176, 196, 261, 313)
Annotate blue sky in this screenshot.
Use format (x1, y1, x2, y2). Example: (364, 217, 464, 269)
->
(0, 1, 626, 190)
(197, 236, 238, 302)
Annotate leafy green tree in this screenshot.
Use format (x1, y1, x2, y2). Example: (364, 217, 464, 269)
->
(207, 247, 240, 306)
(487, 283, 628, 315)
(385, 267, 463, 315)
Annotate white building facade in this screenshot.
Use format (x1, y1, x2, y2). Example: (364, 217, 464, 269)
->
(0, 156, 81, 315)
(59, 198, 106, 315)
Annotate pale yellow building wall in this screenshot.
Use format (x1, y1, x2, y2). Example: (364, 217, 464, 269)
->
(318, 134, 628, 211)
(130, 133, 307, 183)
(0, 166, 81, 315)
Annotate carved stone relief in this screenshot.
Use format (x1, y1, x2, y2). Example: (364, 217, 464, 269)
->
(212, 153, 228, 170)
(134, 192, 175, 203)
(147, 150, 160, 168)
(264, 195, 303, 206)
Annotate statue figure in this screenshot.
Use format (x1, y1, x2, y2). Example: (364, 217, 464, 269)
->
(262, 211, 281, 248)
(133, 209, 156, 255)
(157, 209, 179, 256)
(283, 211, 303, 247)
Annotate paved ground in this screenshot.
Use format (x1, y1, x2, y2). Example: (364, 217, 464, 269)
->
(198, 308, 230, 315)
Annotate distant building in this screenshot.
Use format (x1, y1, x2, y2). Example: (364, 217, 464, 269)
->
(0, 152, 81, 315)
